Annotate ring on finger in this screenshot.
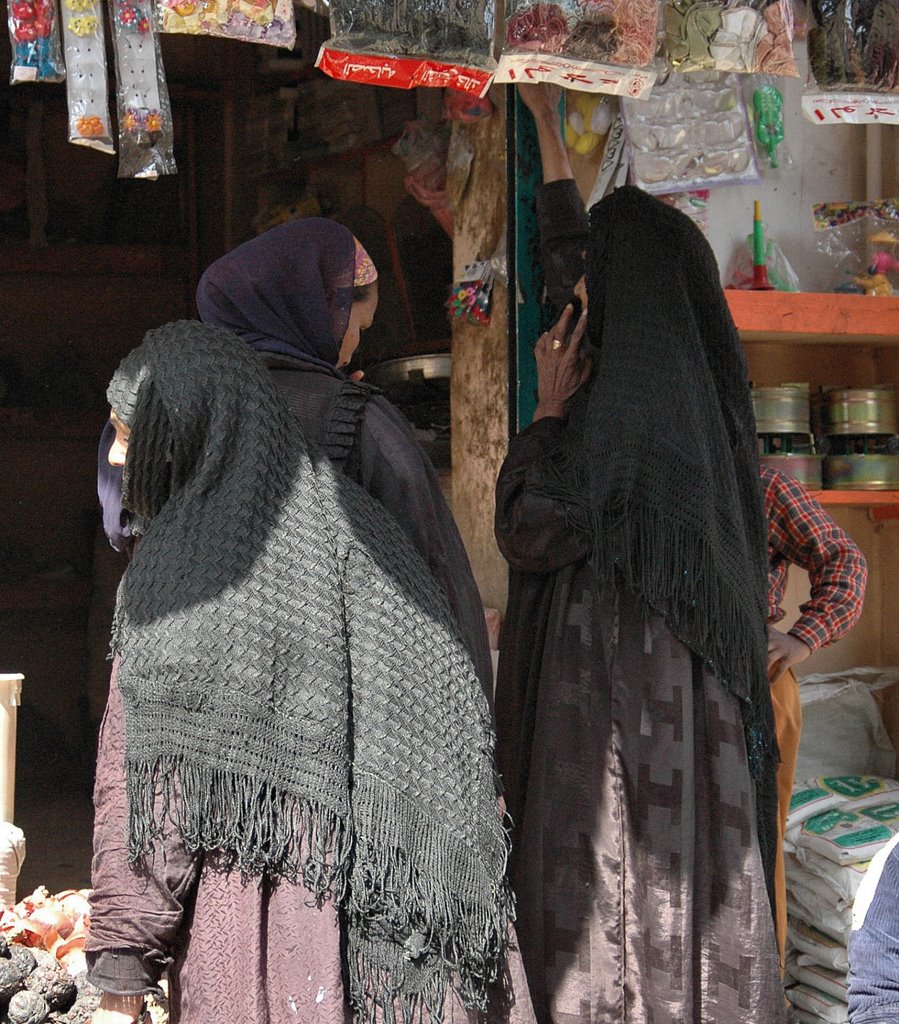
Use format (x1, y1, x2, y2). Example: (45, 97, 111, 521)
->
(551, 338, 563, 350)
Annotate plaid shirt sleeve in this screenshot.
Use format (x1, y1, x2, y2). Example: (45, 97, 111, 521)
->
(763, 468, 868, 652)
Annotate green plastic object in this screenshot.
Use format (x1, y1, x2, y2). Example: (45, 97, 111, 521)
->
(753, 84, 784, 170)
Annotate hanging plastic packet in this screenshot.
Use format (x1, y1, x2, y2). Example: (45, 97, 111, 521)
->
(156, 0, 295, 48)
(494, 0, 658, 99)
(448, 260, 494, 325)
(621, 71, 760, 194)
(813, 199, 899, 295)
(658, 189, 710, 235)
(8, 0, 65, 83)
(61, 0, 114, 152)
(749, 76, 789, 170)
(316, 0, 495, 96)
(801, 0, 899, 124)
(663, 0, 797, 77)
(109, 0, 176, 178)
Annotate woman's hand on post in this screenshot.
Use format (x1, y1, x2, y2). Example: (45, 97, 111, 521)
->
(90, 993, 146, 1024)
(533, 304, 591, 422)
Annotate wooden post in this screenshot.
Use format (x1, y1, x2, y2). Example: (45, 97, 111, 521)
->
(0, 676, 23, 824)
(449, 92, 510, 614)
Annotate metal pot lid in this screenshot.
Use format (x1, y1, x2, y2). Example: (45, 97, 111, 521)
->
(365, 354, 451, 389)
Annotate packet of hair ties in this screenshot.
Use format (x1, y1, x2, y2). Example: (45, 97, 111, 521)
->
(495, 0, 658, 99)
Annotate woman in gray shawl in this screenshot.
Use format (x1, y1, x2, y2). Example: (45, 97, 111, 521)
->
(87, 321, 529, 1024)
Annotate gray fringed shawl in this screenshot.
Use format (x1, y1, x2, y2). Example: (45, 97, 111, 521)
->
(107, 322, 511, 1021)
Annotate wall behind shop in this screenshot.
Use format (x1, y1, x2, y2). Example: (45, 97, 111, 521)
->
(706, 48, 898, 292)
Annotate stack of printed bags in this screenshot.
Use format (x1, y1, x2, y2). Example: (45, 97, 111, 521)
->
(784, 775, 899, 1023)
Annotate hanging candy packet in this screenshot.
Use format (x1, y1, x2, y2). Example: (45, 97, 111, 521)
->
(495, 0, 658, 99)
(813, 199, 899, 295)
(7, 0, 65, 83)
(663, 0, 797, 77)
(448, 260, 494, 325)
(801, 0, 899, 124)
(61, 0, 114, 152)
(109, 0, 176, 178)
(621, 70, 760, 193)
(156, 0, 295, 48)
(316, 0, 496, 96)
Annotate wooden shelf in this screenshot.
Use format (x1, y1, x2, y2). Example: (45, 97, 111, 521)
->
(812, 490, 899, 505)
(726, 290, 899, 345)
(0, 408, 102, 441)
(0, 244, 190, 277)
(0, 581, 91, 612)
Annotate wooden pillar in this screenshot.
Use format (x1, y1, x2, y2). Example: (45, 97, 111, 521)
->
(449, 92, 510, 614)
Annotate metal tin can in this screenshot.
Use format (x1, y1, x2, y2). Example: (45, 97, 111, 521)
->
(823, 453, 899, 490)
(759, 454, 823, 489)
(752, 385, 811, 435)
(821, 387, 896, 436)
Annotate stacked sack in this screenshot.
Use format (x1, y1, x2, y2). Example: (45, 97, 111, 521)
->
(784, 775, 899, 1023)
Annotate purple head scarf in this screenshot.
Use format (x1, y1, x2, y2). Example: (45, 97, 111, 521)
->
(195, 218, 356, 372)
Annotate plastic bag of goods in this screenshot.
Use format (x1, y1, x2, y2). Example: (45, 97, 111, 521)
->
(787, 801, 899, 867)
(788, 982, 848, 1024)
(813, 200, 899, 296)
(796, 675, 897, 782)
(786, 874, 853, 944)
(788, 918, 849, 973)
(787, 851, 870, 908)
(786, 956, 849, 1004)
(60, 0, 114, 153)
(788, 776, 899, 832)
(7, 0, 65, 83)
(662, 0, 797, 77)
(109, 0, 176, 178)
(621, 71, 760, 194)
(494, 0, 658, 99)
(155, 0, 296, 48)
(316, 0, 496, 96)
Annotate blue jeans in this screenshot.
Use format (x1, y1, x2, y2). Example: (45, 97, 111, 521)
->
(850, 838, 899, 1023)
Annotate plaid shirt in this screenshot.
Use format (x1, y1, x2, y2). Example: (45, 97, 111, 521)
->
(763, 467, 867, 652)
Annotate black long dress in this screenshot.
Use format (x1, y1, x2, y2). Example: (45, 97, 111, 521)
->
(493, 183, 786, 1024)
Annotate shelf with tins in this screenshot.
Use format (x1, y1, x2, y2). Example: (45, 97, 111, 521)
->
(726, 290, 899, 346)
(729, 291, 899, 512)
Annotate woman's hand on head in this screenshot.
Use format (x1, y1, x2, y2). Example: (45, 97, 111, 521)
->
(90, 993, 145, 1023)
(533, 304, 591, 422)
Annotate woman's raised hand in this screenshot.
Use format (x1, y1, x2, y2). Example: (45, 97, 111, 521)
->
(533, 304, 591, 422)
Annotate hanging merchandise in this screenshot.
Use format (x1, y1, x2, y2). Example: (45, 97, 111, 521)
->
(564, 89, 616, 155)
(156, 0, 295, 48)
(621, 71, 760, 194)
(657, 189, 710, 234)
(61, 0, 114, 152)
(109, 0, 176, 178)
(813, 199, 899, 295)
(802, 0, 899, 124)
(663, 0, 797, 77)
(448, 259, 494, 324)
(494, 0, 658, 99)
(726, 198, 801, 290)
(392, 119, 453, 236)
(316, 0, 495, 96)
(7, 0, 65, 83)
(750, 76, 790, 169)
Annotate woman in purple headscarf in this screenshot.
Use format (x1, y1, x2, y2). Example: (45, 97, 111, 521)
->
(88, 219, 498, 1024)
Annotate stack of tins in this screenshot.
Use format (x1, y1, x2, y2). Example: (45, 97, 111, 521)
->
(815, 387, 899, 490)
(753, 383, 823, 487)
